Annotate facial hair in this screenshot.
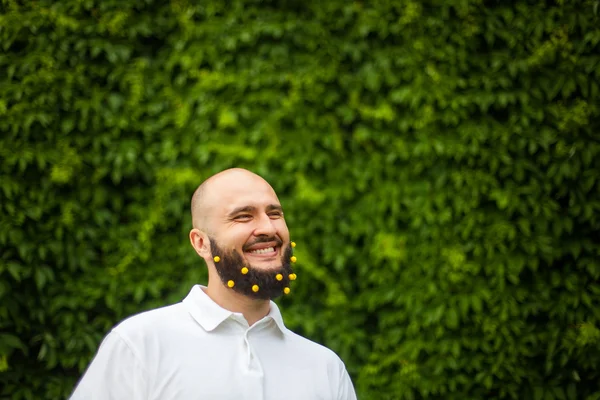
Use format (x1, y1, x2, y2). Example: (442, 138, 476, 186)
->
(210, 237, 294, 300)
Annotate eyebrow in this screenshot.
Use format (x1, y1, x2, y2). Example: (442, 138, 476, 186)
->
(227, 204, 283, 218)
(266, 204, 283, 213)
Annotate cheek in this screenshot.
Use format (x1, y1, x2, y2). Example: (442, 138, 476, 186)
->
(216, 230, 247, 251)
(230, 228, 256, 249)
(276, 220, 290, 238)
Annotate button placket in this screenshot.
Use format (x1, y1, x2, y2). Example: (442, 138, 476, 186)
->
(243, 332, 254, 369)
(244, 326, 265, 371)
(242, 327, 265, 400)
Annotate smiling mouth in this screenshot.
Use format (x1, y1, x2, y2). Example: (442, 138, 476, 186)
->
(247, 247, 276, 255)
(243, 237, 282, 257)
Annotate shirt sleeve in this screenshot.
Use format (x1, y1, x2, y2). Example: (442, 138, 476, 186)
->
(338, 363, 358, 400)
(70, 331, 148, 400)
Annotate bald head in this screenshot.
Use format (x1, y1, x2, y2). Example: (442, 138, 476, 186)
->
(190, 168, 277, 231)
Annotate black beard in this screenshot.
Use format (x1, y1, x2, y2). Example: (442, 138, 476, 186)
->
(210, 237, 294, 300)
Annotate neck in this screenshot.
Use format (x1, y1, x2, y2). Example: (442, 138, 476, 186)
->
(205, 280, 271, 326)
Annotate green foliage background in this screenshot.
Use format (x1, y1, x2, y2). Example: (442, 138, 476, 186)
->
(1, 0, 600, 399)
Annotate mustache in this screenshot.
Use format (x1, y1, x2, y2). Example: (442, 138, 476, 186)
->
(242, 236, 283, 251)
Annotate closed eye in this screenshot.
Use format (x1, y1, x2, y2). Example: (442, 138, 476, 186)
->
(233, 214, 252, 221)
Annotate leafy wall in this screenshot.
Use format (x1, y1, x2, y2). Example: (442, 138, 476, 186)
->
(1, 0, 599, 399)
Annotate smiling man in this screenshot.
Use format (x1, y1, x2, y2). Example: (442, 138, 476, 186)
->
(70, 168, 357, 400)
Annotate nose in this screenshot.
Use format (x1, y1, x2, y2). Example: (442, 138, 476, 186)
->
(254, 213, 277, 237)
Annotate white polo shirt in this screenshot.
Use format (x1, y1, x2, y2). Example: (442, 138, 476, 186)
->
(70, 285, 357, 400)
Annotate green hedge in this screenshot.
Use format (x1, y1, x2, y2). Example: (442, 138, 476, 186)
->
(1, 0, 600, 399)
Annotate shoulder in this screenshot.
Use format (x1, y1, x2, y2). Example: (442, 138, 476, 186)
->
(283, 328, 346, 367)
(111, 302, 189, 343)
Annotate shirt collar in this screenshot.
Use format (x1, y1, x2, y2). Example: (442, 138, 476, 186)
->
(182, 285, 286, 333)
(266, 300, 286, 333)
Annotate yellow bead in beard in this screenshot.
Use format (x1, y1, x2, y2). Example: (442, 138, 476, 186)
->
(252, 284, 259, 292)
(284, 287, 291, 295)
(227, 280, 235, 288)
(213, 256, 220, 262)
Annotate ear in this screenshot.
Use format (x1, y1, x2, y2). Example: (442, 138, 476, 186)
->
(189, 228, 211, 258)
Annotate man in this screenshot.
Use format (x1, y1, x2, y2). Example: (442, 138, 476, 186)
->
(70, 168, 357, 400)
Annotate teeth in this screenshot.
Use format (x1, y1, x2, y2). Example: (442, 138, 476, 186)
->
(249, 247, 275, 254)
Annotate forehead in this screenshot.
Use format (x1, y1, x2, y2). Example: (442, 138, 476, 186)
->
(209, 173, 281, 215)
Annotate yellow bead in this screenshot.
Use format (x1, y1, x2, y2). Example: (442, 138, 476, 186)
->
(291, 241, 296, 248)
(290, 256, 297, 263)
(213, 256, 220, 263)
(276, 273, 283, 281)
(284, 287, 291, 295)
(289, 273, 297, 281)
(227, 280, 235, 288)
(241, 267, 249, 275)
(252, 284, 259, 292)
